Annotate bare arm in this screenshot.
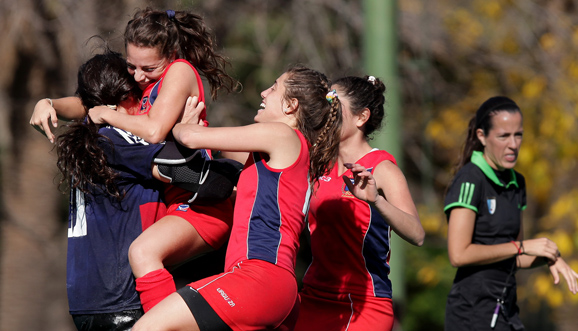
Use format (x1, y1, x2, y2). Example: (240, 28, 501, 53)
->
(515, 218, 548, 269)
(447, 209, 560, 267)
(448, 208, 520, 267)
(89, 62, 200, 143)
(343, 162, 425, 246)
(173, 96, 301, 170)
(29, 97, 85, 143)
(174, 122, 299, 169)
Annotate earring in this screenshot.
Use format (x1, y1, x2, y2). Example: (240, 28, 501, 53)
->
(283, 108, 289, 114)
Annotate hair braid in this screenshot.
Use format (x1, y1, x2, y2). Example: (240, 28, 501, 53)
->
(313, 98, 340, 147)
(283, 66, 342, 184)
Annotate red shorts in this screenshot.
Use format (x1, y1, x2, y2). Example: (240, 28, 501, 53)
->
(166, 199, 233, 250)
(187, 259, 299, 331)
(294, 285, 394, 331)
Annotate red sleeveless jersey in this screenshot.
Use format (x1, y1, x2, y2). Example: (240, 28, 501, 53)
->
(303, 149, 397, 298)
(138, 59, 207, 122)
(225, 130, 311, 275)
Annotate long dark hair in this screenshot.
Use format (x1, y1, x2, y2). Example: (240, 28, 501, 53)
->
(333, 75, 386, 138)
(56, 51, 139, 200)
(454, 96, 522, 172)
(124, 7, 237, 99)
(283, 66, 342, 182)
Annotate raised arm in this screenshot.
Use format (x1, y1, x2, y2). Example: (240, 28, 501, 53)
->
(89, 62, 200, 143)
(174, 122, 299, 170)
(173, 96, 300, 170)
(343, 162, 425, 246)
(30, 97, 85, 143)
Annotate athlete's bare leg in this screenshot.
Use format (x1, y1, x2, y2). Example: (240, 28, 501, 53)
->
(132, 292, 200, 331)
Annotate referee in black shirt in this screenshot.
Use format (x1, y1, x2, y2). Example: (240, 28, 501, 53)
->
(444, 96, 577, 331)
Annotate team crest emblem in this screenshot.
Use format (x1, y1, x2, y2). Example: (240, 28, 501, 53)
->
(341, 178, 355, 198)
(139, 96, 149, 113)
(177, 204, 190, 212)
(487, 198, 496, 215)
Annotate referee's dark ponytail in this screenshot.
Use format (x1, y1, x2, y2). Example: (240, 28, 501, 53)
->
(454, 96, 521, 172)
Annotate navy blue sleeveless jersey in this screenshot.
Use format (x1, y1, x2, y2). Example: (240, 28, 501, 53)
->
(66, 125, 166, 315)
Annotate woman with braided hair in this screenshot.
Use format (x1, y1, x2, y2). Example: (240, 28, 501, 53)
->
(294, 75, 424, 331)
(30, 7, 238, 312)
(131, 66, 342, 331)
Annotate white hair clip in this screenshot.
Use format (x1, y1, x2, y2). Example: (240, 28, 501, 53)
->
(106, 105, 117, 110)
(367, 76, 376, 85)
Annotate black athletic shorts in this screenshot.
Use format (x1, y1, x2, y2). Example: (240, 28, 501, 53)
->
(177, 286, 233, 331)
(72, 309, 143, 331)
(445, 274, 524, 331)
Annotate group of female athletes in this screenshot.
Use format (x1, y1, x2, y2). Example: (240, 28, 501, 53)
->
(30, 7, 577, 331)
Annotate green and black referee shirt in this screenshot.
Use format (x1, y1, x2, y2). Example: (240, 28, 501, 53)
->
(444, 151, 527, 246)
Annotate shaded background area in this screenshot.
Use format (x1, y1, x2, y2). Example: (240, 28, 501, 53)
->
(1, 0, 577, 330)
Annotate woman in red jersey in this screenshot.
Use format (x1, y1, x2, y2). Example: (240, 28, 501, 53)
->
(131, 66, 342, 331)
(295, 75, 425, 331)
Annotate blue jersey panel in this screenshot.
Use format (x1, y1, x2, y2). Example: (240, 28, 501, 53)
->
(363, 206, 392, 297)
(246, 155, 282, 264)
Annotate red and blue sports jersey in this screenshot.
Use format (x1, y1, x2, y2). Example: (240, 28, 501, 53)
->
(224, 130, 311, 275)
(138, 59, 211, 205)
(303, 149, 397, 298)
(137, 59, 207, 122)
(66, 125, 166, 314)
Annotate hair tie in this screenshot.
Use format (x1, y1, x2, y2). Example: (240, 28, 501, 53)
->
(166, 10, 176, 20)
(326, 89, 338, 104)
(368, 76, 376, 85)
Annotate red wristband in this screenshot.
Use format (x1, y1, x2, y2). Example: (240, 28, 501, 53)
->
(510, 240, 522, 255)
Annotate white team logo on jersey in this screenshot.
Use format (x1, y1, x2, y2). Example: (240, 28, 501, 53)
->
(113, 127, 150, 145)
(319, 175, 331, 182)
(177, 204, 190, 212)
(487, 197, 496, 215)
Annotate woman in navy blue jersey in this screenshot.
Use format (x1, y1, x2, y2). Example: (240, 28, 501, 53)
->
(30, 8, 238, 313)
(57, 50, 169, 330)
(444, 96, 578, 331)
